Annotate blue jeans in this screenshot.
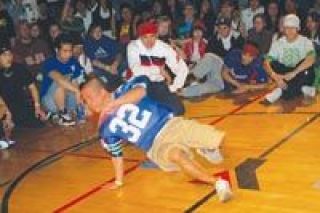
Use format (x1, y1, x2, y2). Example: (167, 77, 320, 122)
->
(41, 82, 77, 113)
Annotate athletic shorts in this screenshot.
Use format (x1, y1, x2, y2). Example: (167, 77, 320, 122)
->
(147, 117, 225, 172)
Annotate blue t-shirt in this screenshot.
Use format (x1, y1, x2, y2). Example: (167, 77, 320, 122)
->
(84, 36, 119, 64)
(40, 56, 82, 97)
(224, 49, 268, 84)
(99, 76, 173, 157)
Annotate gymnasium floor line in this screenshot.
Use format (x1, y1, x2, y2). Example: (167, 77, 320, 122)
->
(0, 135, 99, 190)
(27, 147, 142, 163)
(52, 160, 144, 213)
(259, 113, 320, 158)
(235, 112, 320, 191)
(51, 91, 268, 212)
(209, 92, 268, 125)
(1, 136, 100, 213)
(184, 112, 320, 212)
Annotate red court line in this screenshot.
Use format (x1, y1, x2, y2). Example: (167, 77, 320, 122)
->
(53, 161, 144, 213)
(52, 91, 267, 212)
(210, 92, 267, 125)
(28, 148, 142, 163)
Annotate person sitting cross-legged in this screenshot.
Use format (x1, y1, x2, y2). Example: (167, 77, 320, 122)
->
(263, 14, 316, 104)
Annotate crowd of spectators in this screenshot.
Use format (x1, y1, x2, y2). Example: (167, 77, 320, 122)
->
(0, 0, 320, 149)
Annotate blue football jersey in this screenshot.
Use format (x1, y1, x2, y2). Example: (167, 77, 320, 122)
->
(99, 76, 173, 157)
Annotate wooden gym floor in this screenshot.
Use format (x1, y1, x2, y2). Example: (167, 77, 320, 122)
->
(1, 89, 320, 213)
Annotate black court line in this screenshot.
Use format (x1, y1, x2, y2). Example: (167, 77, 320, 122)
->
(259, 113, 320, 159)
(0, 180, 11, 188)
(184, 190, 217, 213)
(1, 136, 98, 213)
(236, 112, 320, 190)
(34, 156, 63, 171)
(185, 112, 320, 212)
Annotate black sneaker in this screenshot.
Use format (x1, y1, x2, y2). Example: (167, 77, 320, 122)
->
(57, 113, 76, 126)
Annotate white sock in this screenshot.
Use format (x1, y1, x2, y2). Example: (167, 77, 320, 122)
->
(301, 86, 316, 97)
(265, 88, 282, 103)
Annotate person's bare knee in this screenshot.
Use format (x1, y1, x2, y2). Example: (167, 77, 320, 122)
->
(54, 86, 66, 110)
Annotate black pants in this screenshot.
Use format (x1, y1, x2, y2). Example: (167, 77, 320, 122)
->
(147, 82, 185, 115)
(271, 61, 315, 100)
(0, 120, 4, 139)
(6, 98, 44, 128)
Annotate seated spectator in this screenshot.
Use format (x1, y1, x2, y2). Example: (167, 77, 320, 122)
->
(241, 0, 265, 33)
(247, 14, 273, 54)
(30, 22, 44, 40)
(272, 16, 285, 43)
(198, 0, 216, 38)
(84, 23, 124, 81)
(283, 0, 305, 24)
(72, 35, 91, 85)
(217, 0, 245, 37)
(90, 0, 115, 37)
(303, 11, 320, 91)
(116, 3, 136, 46)
(157, 16, 175, 43)
(40, 33, 83, 126)
(127, 21, 188, 115)
(60, 0, 85, 35)
(37, 0, 50, 36)
(183, 26, 207, 65)
(176, 3, 197, 39)
(0, 42, 45, 129)
(284, 0, 299, 15)
(151, 0, 167, 18)
(263, 14, 316, 104)
(166, 0, 182, 22)
(12, 21, 52, 77)
(74, 0, 92, 33)
(303, 12, 320, 59)
(0, 97, 15, 150)
(0, 2, 15, 46)
(48, 22, 62, 52)
(181, 42, 268, 98)
(265, 0, 281, 33)
(222, 42, 268, 94)
(207, 17, 245, 58)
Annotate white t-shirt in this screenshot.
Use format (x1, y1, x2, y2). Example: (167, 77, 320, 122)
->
(267, 35, 315, 67)
(190, 42, 201, 63)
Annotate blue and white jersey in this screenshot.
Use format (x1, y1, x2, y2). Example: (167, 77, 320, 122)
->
(99, 76, 173, 157)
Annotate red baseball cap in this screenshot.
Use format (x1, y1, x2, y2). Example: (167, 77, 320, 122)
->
(242, 43, 259, 58)
(137, 21, 158, 37)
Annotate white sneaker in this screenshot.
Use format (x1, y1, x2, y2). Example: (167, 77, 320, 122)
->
(302, 86, 316, 97)
(215, 178, 233, 202)
(6, 140, 16, 145)
(265, 88, 282, 103)
(57, 113, 76, 126)
(196, 148, 224, 164)
(0, 140, 9, 150)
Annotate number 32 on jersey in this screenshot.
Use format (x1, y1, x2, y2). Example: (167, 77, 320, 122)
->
(109, 104, 152, 142)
